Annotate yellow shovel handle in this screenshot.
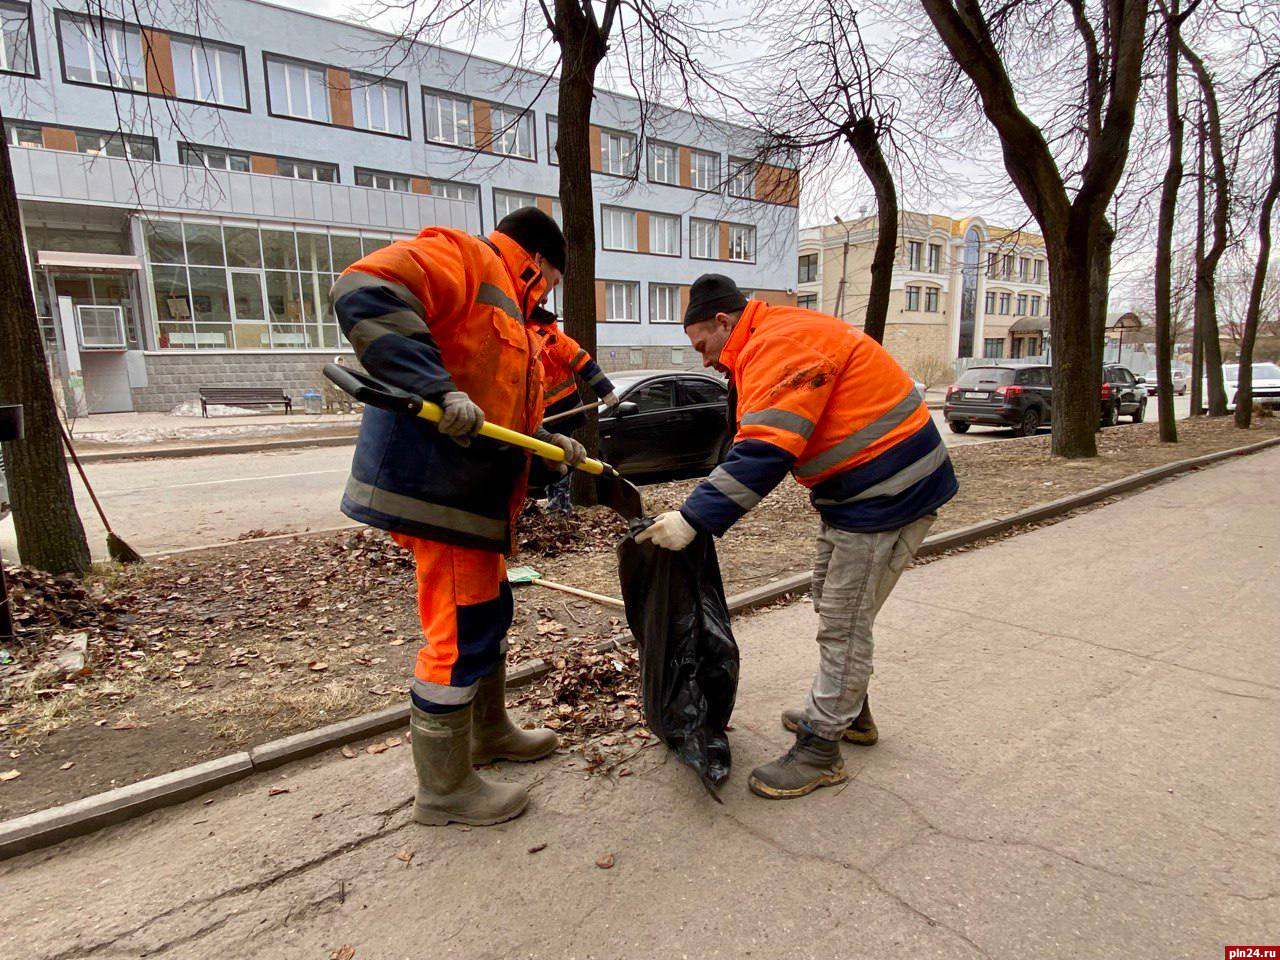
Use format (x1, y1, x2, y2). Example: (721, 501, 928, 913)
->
(416, 401, 609, 476)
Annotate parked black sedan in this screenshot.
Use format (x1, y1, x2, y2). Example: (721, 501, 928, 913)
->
(598, 369, 731, 477)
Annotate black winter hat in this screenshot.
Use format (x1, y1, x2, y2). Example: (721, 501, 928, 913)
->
(496, 206, 566, 272)
(683, 273, 748, 327)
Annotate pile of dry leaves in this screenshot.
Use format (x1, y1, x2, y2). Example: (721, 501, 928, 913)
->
(516, 503, 627, 558)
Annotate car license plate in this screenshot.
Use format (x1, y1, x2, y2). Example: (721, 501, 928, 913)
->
(964, 391, 987, 400)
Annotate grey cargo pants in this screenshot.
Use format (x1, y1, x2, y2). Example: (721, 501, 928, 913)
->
(803, 513, 936, 740)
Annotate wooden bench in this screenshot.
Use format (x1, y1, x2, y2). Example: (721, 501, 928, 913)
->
(198, 387, 293, 417)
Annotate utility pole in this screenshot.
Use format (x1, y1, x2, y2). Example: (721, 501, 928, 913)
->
(832, 215, 856, 324)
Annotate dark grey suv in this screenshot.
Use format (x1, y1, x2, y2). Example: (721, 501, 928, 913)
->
(944, 364, 1052, 437)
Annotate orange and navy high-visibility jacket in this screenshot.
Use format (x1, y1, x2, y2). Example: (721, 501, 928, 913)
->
(681, 300, 957, 535)
(332, 228, 549, 553)
(530, 308, 614, 420)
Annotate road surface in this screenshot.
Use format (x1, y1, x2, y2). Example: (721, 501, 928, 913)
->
(2, 446, 1275, 959)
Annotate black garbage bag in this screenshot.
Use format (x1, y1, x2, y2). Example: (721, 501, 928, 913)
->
(617, 519, 739, 797)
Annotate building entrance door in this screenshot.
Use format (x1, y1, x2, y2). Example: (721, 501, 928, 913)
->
(229, 270, 270, 349)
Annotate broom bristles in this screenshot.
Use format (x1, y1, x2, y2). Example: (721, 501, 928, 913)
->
(107, 532, 144, 565)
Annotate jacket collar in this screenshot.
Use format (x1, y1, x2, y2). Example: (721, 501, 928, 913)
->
(717, 299, 764, 377)
(486, 231, 548, 320)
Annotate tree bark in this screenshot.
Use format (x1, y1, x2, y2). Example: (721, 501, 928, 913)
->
(1234, 91, 1280, 430)
(552, 0, 610, 505)
(845, 116, 897, 344)
(0, 108, 91, 574)
(1191, 99, 1229, 414)
(1046, 237, 1101, 456)
(1153, 1, 1184, 442)
(1089, 217, 1114, 403)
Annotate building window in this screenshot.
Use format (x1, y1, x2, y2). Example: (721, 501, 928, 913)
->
(265, 56, 330, 122)
(604, 281, 638, 322)
(983, 337, 1005, 358)
(425, 92, 473, 147)
(170, 37, 246, 108)
(490, 103, 534, 159)
(928, 243, 942, 273)
(432, 179, 478, 205)
(5, 120, 40, 147)
(1030, 295, 1041, 316)
(1033, 259, 1045, 282)
(907, 241, 923, 271)
(356, 169, 410, 192)
(905, 285, 920, 311)
(75, 129, 156, 160)
(600, 129, 636, 176)
(601, 207, 638, 252)
(689, 148, 720, 191)
(690, 218, 717, 259)
(798, 293, 818, 310)
(648, 141, 678, 185)
(798, 253, 818, 283)
(986, 252, 997, 277)
(59, 13, 145, 91)
(727, 224, 755, 263)
(650, 284, 681, 324)
(546, 116, 558, 164)
(351, 74, 408, 136)
(494, 189, 537, 222)
(984, 290, 996, 314)
(728, 157, 755, 198)
(999, 292, 1011, 315)
(649, 213, 680, 256)
(1018, 256, 1030, 281)
(1001, 253, 1014, 279)
(180, 143, 250, 172)
(1016, 293, 1028, 315)
(924, 287, 939, 312)
(276, 158, 338, 182)
(0, 2, 34, 76)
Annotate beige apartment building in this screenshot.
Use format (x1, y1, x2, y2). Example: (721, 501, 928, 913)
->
(797, 212, 1052, 375)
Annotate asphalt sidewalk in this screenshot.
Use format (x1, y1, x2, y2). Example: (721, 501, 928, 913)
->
(2, 449, 1276, 959)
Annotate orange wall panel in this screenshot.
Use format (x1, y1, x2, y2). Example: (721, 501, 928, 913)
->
(142, 29, 175, 96)
(250, 155, 278, 175)
(473, 101, 492, 151)
(595, 280, 607, 322)
(589, 125, 602, 173)
(718, 222, 731, 261)
(636, 211, 650, 254)
(678, 147, 691, 188)
(41, 127, 76, 151)
(410, 177, 432, 195)
(328, 68, 354, 127)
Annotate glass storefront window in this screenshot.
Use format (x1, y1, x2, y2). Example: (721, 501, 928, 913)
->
(187, 267, 232, 325)
(362, 235, 391, 257)
(330, 235, 362, 272)
(144, 220, 185, 264)
(224, 226, 262, 268)
(183, 223, 224, 265)
(296, 232, 331, 273)
(261, 229, 297, 270)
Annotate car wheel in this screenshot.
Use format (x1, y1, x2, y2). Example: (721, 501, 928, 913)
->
(1014, 408, 1040, 437)
(948, 421, 970, 434)
(1133, 399, 1146, 423)
(1101, 403, 1119, 428)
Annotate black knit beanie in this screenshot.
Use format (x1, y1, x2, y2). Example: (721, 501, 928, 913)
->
(495, 207, 566, 272)
(683, 273, 748, 327)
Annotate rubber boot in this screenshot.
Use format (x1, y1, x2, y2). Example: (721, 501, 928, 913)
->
(410, 702, 528, 826)
(748, 724, 848, 800)
(471, 662, 559, 764)
(781, 695, 878, 746)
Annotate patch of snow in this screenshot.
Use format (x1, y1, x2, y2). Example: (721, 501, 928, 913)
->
(169, 400, 258, 418)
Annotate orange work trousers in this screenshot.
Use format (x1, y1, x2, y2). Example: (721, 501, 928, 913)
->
(393, 534, 513, 712)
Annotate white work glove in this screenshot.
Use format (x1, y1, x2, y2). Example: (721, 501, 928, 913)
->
(438, 390, 484, 445)
(635, 510, 697, 551)
(542, 433, 587, 475)
(602, 391, 621, 409)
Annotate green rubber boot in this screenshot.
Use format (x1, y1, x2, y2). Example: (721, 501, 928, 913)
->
(781, 695, 879, 746)
(471, 662, 560, 764)
(410, 702, 528, 826)
(749, 725, 848, 800)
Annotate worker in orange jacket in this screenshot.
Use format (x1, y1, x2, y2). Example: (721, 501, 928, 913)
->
(333, 208, 585, 827)
(529, 306, 619, 510)
(638, 274, 958, 800)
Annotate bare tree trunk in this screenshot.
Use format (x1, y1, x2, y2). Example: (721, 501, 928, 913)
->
(1089, 218, 1115, 401)
(1153, 0, 1184, 442)
(1190, 117, 1207, 415)
(0, 110, 91, 575)
(1193, 109, 1229, 414)
(1046, 238, 1100, 457)
(1234, 91, 1280, 429)
(553, 0, 610, 506)
(846, 117, 897, 344)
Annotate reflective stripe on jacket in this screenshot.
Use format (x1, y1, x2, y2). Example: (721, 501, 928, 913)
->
(681, 300, 957, 535)
(533, 316, 614, 409)
(334, 228, 548, 553)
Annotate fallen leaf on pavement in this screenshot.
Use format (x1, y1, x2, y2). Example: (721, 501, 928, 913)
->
(0, 770, 20, 782)
(330, 947, 356, 960)
(388, 637, 408, 646)
(528, 843, 547, 854)
(267, 786, 290, 797)
(384, 736, 402, 748)
(595, 853, 615, 869)
(395, 849, 414, 863)
(308, 661, 328, 672)
(340, 745, 357, 759)
(60, 761, 75, 771)
(366, 742, 388, 755)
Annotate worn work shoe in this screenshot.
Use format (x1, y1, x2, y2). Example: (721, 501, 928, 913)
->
(781, 695, 879, 746)
(748, 725, 848, 800)
(410, 702, 528, 826)
(471, 662, 560, 764)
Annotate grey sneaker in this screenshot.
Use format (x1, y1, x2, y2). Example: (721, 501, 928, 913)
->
(748, 726, 848, 800)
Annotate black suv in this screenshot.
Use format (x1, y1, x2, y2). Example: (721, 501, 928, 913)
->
(1100, 364, 1147, 425)
(944, 364, 1052, 437)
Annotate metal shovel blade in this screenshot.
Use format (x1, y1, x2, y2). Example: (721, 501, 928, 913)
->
(595, 473, 644, 520)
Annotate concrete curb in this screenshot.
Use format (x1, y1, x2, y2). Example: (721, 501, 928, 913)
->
(75, 433, 357, 464)
(5, 433, 1277, 860)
